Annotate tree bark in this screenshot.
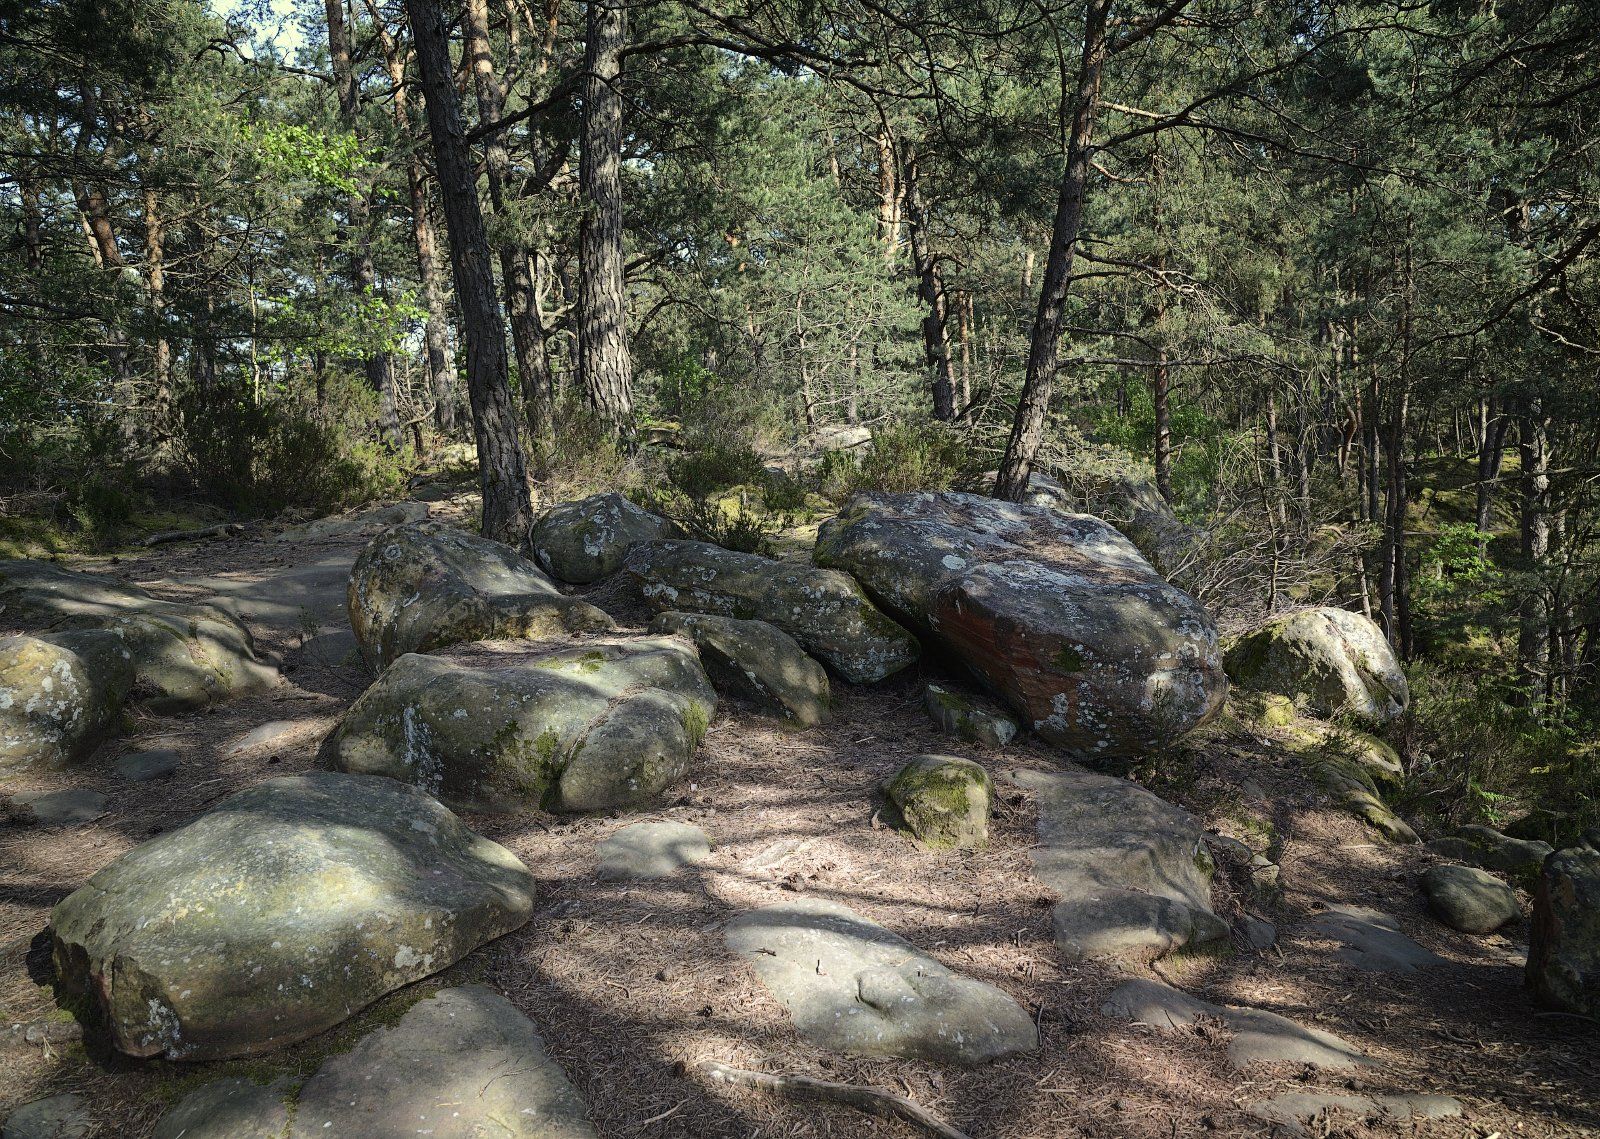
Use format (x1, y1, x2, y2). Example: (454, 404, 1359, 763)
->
(1475, 395, 1508, 557)
(1518, 395, 1552, 702)
(142, 184, 171, 433)
(994, 0, 1110, 501)
(903, 142, 956, 421)
(463, 0, 555, 446)
(405, 0, 536, 547)
(578, 0, 635, 439)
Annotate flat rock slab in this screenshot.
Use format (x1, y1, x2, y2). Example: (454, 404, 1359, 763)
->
(1101, 979, 1372, 1070)
(115, 748, 179, 781)
(1246, 1091, 1462, 1135)
(1305, 905, 1447, 972)
(596, 821, 712, 879)
(1012, 768, 1226, 961)
(178, 552, 357, 632)
(724, 898, 1037, 1066)
(1432, 824, 1552, 889)
(226, 719, 304, 754)
(1, 1094, 91, 1139)
(151, 1078, 291, 1139)
(4, 788, 107, 826)
(49, 772, 535, 1060)
(289, 985, 597, 1138)
(273, 501, 429, 544)
(1422, 864, 1519, 934)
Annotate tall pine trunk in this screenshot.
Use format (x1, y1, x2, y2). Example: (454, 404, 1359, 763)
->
(903, 142, 956, 421)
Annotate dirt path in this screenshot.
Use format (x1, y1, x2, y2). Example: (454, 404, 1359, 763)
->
(1, 525, 1596, 1137)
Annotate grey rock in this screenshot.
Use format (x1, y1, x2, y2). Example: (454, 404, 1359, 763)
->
(1431, 824, 1553, 889)
(1225, 606, 1408, 726)
(725, 898, 1037, 1066)
(1528, 846, 1600, 1017)
(1422, 864, 1519, 934)
(1101, 979, 1371, 1070)
(289, 986, 597, 1138)
(882, 755, 994, 850)
(49, 772, 535, 1060)
(815, 492, 1224, 755)
(650, 611, 830, 726)
(227, 719, 303, 755)
(1, 1094, 91, 1139)
(4, 789, 107, 827)
(295, 629, 360, 671)
(274, 501, 429, 544)
(115, 748, 179, 781)
(1012, 768, 1226, 961)
(533, 492, 680, 584)
(151, 1079, 290, 1139)
(596, 821, 712, 879)
(923, 684, 1017, 747)
(625, 540, 919, 685)
(0, 560, 279, 714)
(322, 637, 716, 814)
(1305, 905, 1445, 972)
(1245, 1091, 1462, 1135)
(1240, 916, 1278, 950)
(1006, 469, 1199, 580)
(0, 631, 134, 774)
(348, 522, 615, 669)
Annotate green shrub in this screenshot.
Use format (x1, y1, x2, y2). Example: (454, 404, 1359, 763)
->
(667, 436, 767, 500)
(530, 398, 641, 497)
(817, 422, 975, 503)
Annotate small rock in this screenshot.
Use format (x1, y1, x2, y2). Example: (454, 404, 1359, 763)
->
(1422, 864, 1519, 933)
(151, 1078, 291, 1139)
(1, 1094, 91, 1139)
(725, 898, 1037, 1065)
(596, 821, 712, 880)
(1527, 846, 1600, 1017)
(923, 684, 1017, 747)
(114, 748, 179, 782)
(4, 789, 107, 827)
(1305, 905, 1445, 972)
(882, 754, 993, 850)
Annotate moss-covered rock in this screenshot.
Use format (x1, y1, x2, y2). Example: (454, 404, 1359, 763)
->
(322, 636, 717, 813)
(1431, 825, 1552, 890)
(649, 611, 829, 726)
(883, 754, 994, 850)
(1225, 607, 1408, 727)
(1280, 721, 1415, 843)
(1422, 864, 1519, 934)
(532, 493, 681, 584)
(348, 522, 616, 669)
(49, 772, 535, 1061)
(0, 560, 279, 713)
(1527, 846, 1600, 1016)
(815, 492, 1224, 756)
(923, 683, 1018, 747)
(625, 540, 918, 685)
(0, 631, 134, 774)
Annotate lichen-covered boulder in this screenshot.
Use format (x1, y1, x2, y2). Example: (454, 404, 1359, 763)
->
(994, 468, 1199, 580)
(0, 631, 133, 774)
(815, 492, 1224, 755)
(348, 522, 615, 668)
(649, 611, 829, 725)
(0, 560, 279, 713)
(532, 492, 680, 584)
(1422, 864, 1519, 934)
(625, 540, 918, 685)
(923, 683, 1018, 747)
(1431, 825, 1553, 890)
(1225, 607, 1408, 726)
(883, 754, 993, 850)
(1527, 846, 1600, 1016)
(49, 773, 535, 1060)
(322, 637, 716, 813)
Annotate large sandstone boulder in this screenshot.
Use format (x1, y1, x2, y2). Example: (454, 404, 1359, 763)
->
(649, 611, 829, 725)
(1225, 607, 1408, 726)
(1422, 864, 1519, 934)
(0, 560, 279, 713)
(49, 773, 535, 1060)
(532, 492, 680, 583)
(725, 898, 1037, 1065)
(1003, 468, 1198, 580)
(0, 632, 133, 774)
(815, 492, 1224, 755)
(1527, 846, 1600, 1016)
(322, 637, 716, 813)
(1012, 768, 1227, 960)
(348, 522, 615, 668)
(625, 540, 918, 685)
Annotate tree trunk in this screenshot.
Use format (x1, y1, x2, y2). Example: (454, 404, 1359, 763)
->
(577, 0, 634, 439)
(903, 142, 956, 421)
(994, 0, 1109, 501)
(405, 0, 536, 547)
(1518, 396, 1552, 702)
(142, 184, 172, 435)
(463, 0, 555, 447)
(1475, 395, 1508, 557)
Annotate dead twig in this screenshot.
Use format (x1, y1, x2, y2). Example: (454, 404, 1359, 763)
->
(683, 1059, 973, 1139)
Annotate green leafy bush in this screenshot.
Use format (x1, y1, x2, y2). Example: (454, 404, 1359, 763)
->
(817, 422, 975, 503)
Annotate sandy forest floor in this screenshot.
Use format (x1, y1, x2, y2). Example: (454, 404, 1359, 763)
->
(1, 512, 1597, 1138)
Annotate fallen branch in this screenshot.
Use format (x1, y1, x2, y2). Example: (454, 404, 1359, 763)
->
(683, 1060, 973, 1139)
(137, 522, 244, 547)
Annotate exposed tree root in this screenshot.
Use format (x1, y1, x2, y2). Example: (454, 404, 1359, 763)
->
(683, 1059, 973, 1139)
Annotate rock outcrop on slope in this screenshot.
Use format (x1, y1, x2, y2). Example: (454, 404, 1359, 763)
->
(625, 540, 919, 684)
(49, 773, 535, 1060)
(815, 492, 1225, 755)
(1225, 606, 1409, 726)
(322, 636, 716, 813)
(348, 522, 614, 668)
